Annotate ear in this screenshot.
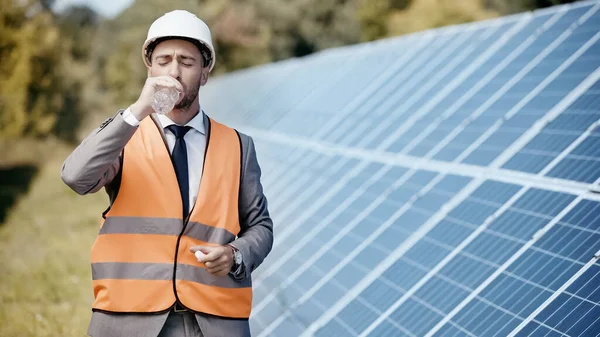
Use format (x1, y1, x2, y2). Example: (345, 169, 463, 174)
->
(200, 68, 209, 87)
(145, 54, 153, 77)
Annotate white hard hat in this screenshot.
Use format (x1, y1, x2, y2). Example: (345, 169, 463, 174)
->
(142, 10, 215, 72)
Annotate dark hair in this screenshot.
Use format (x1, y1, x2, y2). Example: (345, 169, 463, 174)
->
(145, 36, 212, 68)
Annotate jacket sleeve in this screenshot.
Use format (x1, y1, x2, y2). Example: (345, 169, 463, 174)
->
(61, 110, 138, 195)
(229, 135, 274, 280)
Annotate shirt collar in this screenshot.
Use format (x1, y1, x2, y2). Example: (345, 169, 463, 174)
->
(157, 107, 205, 135)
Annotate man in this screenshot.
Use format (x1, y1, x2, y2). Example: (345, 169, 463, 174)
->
(61, 10, 273, 337)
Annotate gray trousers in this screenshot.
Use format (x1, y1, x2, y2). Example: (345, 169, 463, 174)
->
(88, 310, 251, 337)
(158, 312, 203, 337)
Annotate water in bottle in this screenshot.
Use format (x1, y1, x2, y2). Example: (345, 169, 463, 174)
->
(151, 87, 180, 114)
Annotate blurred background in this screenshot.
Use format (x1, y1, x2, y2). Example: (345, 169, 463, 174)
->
(1, 0, 598, 336)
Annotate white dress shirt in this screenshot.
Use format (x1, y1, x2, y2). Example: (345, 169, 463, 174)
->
(122, 107, 206, 213)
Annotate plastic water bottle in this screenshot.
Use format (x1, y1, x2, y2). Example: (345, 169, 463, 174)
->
(151, 87, 180, 114)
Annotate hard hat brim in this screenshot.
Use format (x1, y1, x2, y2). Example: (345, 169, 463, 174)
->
(142, 36, 215, 72)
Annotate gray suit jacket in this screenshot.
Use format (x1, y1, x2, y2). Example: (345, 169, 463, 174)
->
(61, 110, 274, 337)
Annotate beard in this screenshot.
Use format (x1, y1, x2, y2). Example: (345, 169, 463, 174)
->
(174, 79, 201, 111)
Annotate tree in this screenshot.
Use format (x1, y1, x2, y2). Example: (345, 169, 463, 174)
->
(52, 5, 101, 141)
(358, 0, 499, 41)
(58, 6, 99, 61)
(0, 0, 64, 139)
(357, 0, 411, 41)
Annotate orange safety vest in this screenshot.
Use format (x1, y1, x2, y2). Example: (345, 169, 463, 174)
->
(90, 115, 252, 318)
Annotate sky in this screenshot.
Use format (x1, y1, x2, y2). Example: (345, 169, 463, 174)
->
(52, 0, 134, 18)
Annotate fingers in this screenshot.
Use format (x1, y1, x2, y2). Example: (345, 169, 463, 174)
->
(189, 246, 232, 276)
(190, 246, 212, 263)
(189, 246, 222, 263)
(189, 245, 211, 254)
(162, 76, 184, 92)
(204, 254, 228, 269)
(168, 77, 184, 92)
(150, 76, 184, 92)
(131, 75, 185, 120)
(205, 255, 230, 275)
(209, 266, 230, 277)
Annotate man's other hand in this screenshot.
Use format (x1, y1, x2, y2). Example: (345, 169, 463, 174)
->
(190, 245, 233, 276)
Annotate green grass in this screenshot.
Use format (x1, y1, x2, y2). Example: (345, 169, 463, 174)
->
(0, 144, 108, 337)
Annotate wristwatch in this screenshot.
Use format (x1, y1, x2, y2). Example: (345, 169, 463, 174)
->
(227, 245, 243, 270)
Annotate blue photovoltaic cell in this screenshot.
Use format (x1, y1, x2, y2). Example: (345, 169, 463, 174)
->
(257, 170, 466, 335)
(516, 262, 600, 337)
(316, 181, 524, 335)
(390, 190, 571, 337)
(385, 24, 517, 155)
(360, 27, 486, 150)
(501, 132, 580, 173)
(433, 198, 599, 337)
(547, 129, 600, 183)
(200, 2, 600, 336)
(459, 5, 598, 167)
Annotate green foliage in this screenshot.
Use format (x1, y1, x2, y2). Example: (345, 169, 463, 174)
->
(358, 0, 500, 41)
(357, 0, 412, 41)
(0, 0, 62, 139)
(0, 1, 99, 142)
(389, 0, 499, 36)
(58, 6, 99, 61)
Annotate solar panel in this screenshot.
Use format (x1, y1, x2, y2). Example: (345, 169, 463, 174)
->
(201, 1, 600, 336)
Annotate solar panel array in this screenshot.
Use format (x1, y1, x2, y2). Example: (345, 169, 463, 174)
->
(201, 1, 600, 336)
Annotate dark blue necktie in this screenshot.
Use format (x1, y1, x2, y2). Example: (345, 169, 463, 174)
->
(167, 125, 192, 218)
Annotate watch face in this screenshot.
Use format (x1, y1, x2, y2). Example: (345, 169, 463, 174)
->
(235, 251, 242, 264)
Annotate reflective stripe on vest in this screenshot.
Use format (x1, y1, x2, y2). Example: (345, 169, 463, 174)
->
(90, 116, 251, 318)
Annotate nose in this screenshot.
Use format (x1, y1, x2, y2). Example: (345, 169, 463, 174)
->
(168, 62, 181, 79)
